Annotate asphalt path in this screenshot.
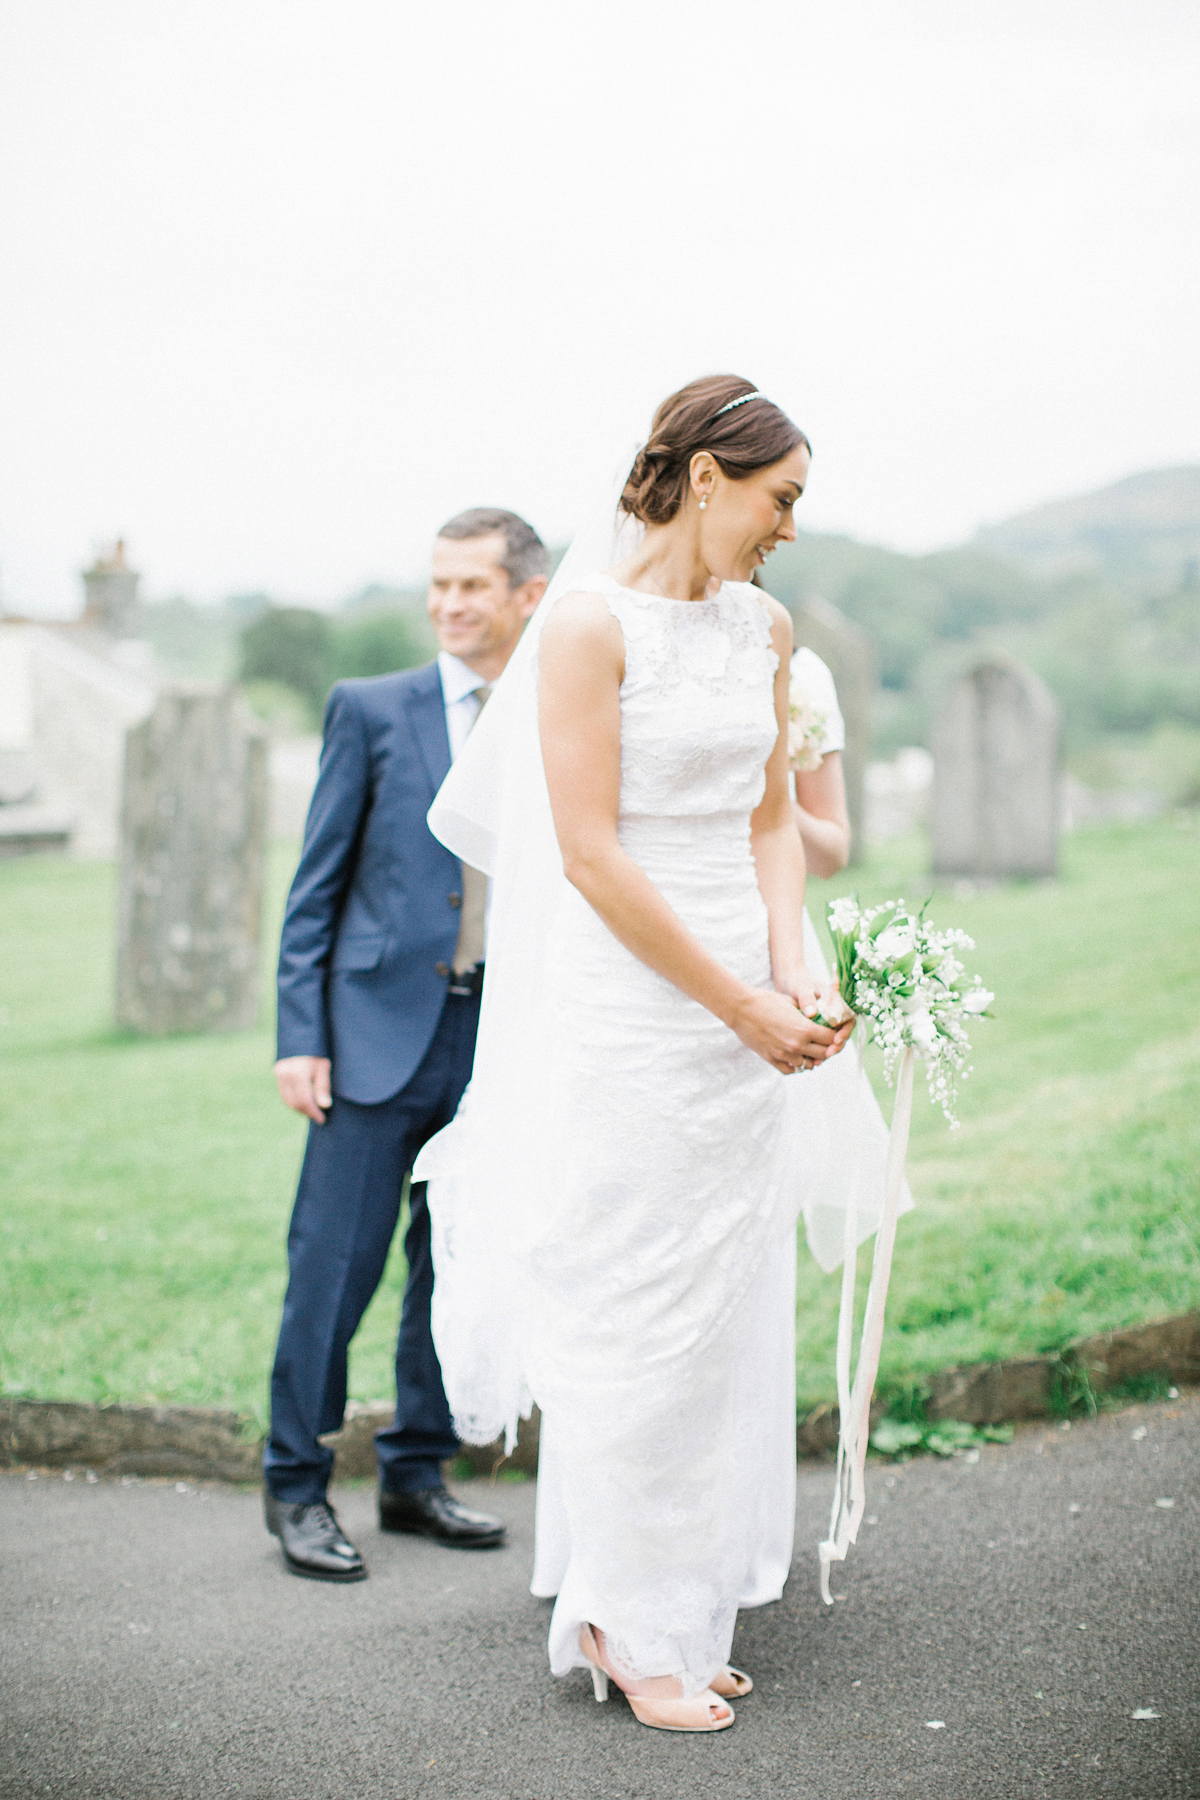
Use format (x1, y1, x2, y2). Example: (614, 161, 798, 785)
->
(2, 1394, 1196, 1800)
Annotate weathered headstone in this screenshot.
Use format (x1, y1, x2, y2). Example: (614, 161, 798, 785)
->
(791, 595, 875, 864)
(116, 686, 268, 1034)
(932, 657, 1060, 879)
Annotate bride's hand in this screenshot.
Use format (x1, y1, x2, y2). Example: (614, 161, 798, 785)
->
(778, 969, 855, 1050)
(729, 986, 841, 1075)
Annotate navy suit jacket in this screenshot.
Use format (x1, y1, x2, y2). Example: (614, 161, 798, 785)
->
(276, 662, 465, 1106)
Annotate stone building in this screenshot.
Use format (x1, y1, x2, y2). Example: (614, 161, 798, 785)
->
(0, 544, 157, 857)
(0, 543, 319, 857)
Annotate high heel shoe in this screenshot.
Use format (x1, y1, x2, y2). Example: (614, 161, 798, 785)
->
(579, 1624, 735, 1733)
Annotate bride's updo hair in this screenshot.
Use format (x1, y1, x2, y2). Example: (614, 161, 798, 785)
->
(620, 375, 810, 525)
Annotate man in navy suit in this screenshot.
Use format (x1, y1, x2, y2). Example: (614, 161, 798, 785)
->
(263, 508, 548, 1581)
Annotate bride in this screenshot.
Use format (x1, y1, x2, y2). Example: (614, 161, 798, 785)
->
(415, 375, 855, 1732)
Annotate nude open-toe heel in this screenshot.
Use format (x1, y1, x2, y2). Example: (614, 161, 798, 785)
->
(580, 1624, 610, 1701)
(626, 1689, 734, 1733)
(579, 1625, 734, 1733)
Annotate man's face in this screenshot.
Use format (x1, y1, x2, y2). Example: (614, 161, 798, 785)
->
(426, 532, 540, 667)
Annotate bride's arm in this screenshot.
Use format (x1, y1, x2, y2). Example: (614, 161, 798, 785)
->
(538, 591, 843, 1075)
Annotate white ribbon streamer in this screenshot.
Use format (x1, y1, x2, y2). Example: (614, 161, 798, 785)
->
(818, 1045, 916, 1604)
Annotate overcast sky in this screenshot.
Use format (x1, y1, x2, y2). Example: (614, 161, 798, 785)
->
(2, 1, 1198, 616)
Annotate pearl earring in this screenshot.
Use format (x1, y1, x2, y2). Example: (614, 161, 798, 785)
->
(698, 496, 708, 511)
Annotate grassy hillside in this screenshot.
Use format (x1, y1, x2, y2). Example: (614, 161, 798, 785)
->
(762, 466, 1200, 788)
(975, 464, 1200, 585)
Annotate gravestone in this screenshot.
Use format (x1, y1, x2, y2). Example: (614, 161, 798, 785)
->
(791, 595, 875, 864)
(932, 657, 1060, 879)
(116, 686, 268, 1034)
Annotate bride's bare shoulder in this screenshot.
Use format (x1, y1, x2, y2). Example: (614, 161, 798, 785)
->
(731, 582, 794, 654)
(539, 588, 623, 653)
(763, 592, 794, 647)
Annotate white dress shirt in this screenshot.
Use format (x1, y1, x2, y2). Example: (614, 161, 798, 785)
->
(437, 650, 490, 761)
(436, 650, 491, 961)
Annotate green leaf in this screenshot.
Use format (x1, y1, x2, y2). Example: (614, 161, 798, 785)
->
(979, 1423, 1015, 1443)
(870, 1418, 924, 1454)
(923, 1419, 981, 1456)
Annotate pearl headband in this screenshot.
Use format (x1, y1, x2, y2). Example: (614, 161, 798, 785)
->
(715, 391, 765, 415)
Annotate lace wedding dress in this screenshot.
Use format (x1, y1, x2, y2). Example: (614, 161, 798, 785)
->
(522, 573, 804, 1692)
(415, 562, 903, 1696)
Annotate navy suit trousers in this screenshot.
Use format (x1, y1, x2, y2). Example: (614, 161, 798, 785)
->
(263, 989, 479, 1503)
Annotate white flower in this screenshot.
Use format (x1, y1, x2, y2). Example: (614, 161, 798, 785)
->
(875, 923, 916, 960)
(828, 898, 860, 935)
(787, 679, 830, 772)
(905, 1009, 938, 1052)
(819, 892, 990, 1125)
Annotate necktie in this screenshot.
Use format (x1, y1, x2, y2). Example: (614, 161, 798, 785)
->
(452, 686, 491, 974)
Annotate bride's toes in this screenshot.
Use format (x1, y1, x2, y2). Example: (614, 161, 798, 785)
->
(625, 1688, 735, 1733)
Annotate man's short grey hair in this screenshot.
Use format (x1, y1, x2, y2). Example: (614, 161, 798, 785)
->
(436, 507, 549, 589)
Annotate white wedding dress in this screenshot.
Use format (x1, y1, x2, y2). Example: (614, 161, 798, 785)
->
(525, 575, 799, 1692)
(415, 563, 907, 1697)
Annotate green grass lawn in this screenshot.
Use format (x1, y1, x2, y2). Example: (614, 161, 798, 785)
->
(798, 817, 1200, 1411)
(2, 818, 1198, 1429)
(0, 843, 407, 1427)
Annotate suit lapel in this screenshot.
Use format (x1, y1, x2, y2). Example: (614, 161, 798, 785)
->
(403, 662, 452, 797)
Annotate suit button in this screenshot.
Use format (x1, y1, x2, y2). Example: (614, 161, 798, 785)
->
(448, 891, 462, 909)
(435, 962, 450, 978)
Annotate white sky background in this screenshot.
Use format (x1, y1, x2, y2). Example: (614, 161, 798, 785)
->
(1, 2, 1198, 615)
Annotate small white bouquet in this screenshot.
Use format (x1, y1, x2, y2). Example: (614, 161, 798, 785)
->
(788, 672, 830, 772)
(820, 896, 994, 1126)
(816, 892, 994, 1603)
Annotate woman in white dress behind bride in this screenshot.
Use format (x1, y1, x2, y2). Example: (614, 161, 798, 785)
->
(783, 647, 916, 1273)
(416, 375, 855, 1732)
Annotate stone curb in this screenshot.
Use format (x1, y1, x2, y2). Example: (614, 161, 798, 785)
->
(797, 1308, 1200, 1454)
(0, 1400, 261, 1483)
(4, 1310, 1197, 1483)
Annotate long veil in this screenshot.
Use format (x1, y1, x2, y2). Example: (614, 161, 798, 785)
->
(412, 455, 644, 1449)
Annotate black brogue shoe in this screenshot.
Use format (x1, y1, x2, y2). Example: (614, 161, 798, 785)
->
(378, 1483, 506, 1548)
(264, 1490, 367, 1581)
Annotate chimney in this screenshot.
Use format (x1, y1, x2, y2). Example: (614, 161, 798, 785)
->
(82, 540, 140, 637)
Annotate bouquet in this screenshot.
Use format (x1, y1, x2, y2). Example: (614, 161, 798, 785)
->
(787, 670, 830, 772)
(815, 890, 993, 1602)
(819, 896, 994, 1126)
